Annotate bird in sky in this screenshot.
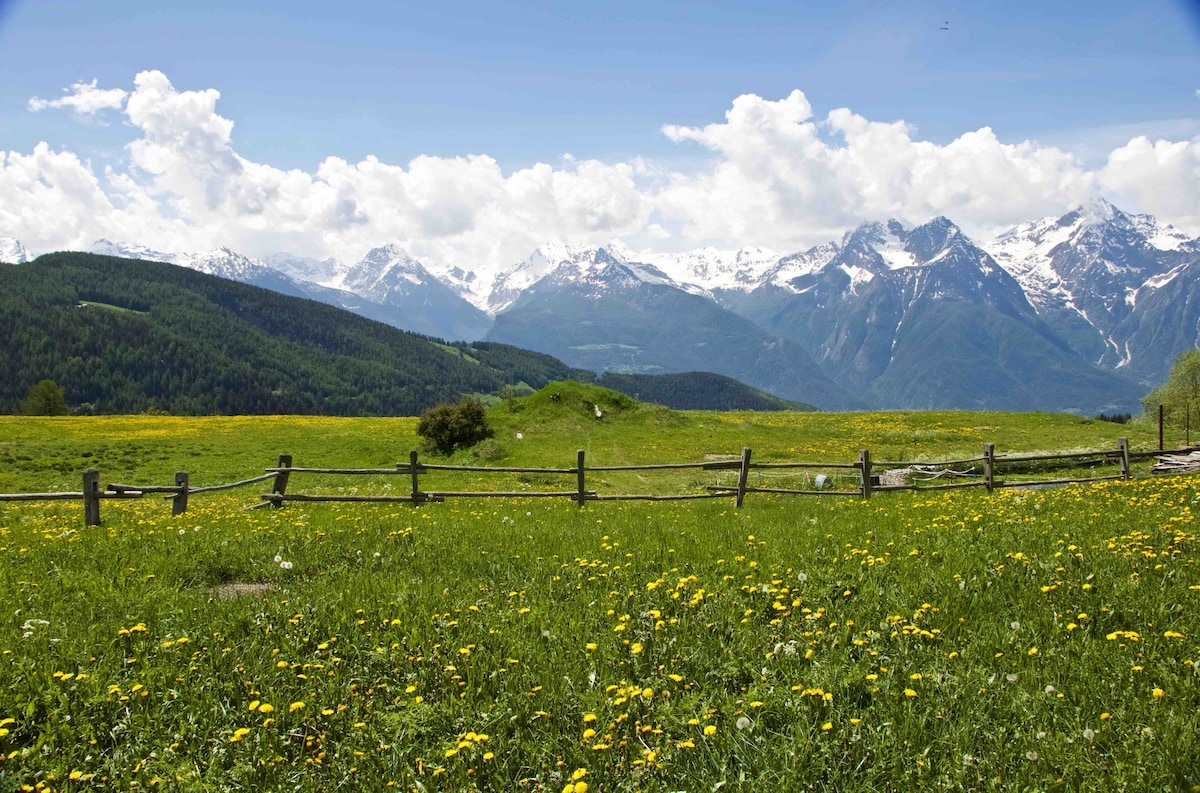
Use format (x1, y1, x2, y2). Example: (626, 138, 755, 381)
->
(940, 20, 950, 30)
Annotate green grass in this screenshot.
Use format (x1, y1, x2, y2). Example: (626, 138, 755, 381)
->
(1, 403, 1197, 791)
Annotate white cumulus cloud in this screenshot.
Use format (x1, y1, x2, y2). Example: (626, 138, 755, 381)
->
(658, 90, 1098, 248)
(28, 79, 128, 115)
(3, 75, 1199, 271)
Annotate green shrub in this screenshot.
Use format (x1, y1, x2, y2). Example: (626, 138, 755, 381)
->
(417, 397, 493, 455)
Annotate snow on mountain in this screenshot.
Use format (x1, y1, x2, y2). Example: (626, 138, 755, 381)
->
(0, 237, 30, 263)
(263, 251, 348, 286)
(486, 242, 702, 313)
(758, 243, 840, 291)
(982, 199, 1198, 374)
(336, 244, 493, 340)
(635, 246, 782, 291)
(91, 238, 177, 264)
(984, 199, 1176, 313)
(180, 247, 285, 282)
(1128, 212, 1194, 252)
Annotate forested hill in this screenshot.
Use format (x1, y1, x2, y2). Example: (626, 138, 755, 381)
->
(0, 253, 586, 415)
(596, 372, 816, 411)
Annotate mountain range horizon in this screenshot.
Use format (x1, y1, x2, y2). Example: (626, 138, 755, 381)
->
(4, 197, 1196, 415)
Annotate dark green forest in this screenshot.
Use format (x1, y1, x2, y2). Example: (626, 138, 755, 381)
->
(0, 254, 576, 416)
(596, 371, 816, 411)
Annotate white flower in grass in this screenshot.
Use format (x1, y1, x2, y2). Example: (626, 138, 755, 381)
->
(735, 717, 752, 732)
(280, 561, 293, 570)
(274, 555, 282, 563)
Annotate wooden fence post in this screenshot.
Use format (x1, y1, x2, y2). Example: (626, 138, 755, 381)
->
(409, 450, 423, 505)
(735, 447, 752, 508)
(1118, 437, 1130, 480)
(271, 454, 292, 507)
(859, 449, 872, 499)
(576, 449, 587, 507)
(82, 468, 100, 526)
(983, 443, 996, 493)
(172, 471, 189, 516)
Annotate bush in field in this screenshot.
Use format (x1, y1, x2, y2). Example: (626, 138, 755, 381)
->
(417, 397, 493, 454)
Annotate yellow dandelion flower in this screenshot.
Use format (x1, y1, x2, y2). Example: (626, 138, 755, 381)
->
(289, 701, 305, 712)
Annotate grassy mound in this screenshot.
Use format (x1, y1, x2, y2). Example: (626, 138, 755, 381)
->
(496, 380, 640, 423)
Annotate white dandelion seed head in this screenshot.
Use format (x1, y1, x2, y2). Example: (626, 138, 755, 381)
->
(1011, 621, 1021, 630)
(735, 716, 752, 731)
(1026, 751, 1038, 761)
(1007, 674, 1018, 682)
(1083, 728, 1095, 741)
(1044, 685, 1055, 695)
(274, 555, 283, 563)
(280, 561, 293, 570)
(1036, 731, 1047, 740)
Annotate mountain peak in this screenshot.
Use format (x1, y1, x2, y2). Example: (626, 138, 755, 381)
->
(1, 237, 30, 264)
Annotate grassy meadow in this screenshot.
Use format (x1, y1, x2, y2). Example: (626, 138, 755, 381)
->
(1, 394, 1198, 791)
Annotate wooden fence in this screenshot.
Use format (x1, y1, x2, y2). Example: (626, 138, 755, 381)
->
(2, 438, 1196, 526)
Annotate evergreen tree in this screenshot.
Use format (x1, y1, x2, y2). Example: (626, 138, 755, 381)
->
(19, 379, 70, 415)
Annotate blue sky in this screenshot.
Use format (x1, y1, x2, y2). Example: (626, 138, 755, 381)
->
(1, 0, 1198, 267)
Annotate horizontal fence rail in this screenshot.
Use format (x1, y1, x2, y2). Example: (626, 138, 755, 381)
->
(3, 438, 1199, 526)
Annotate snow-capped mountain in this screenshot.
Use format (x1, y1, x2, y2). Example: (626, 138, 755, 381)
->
(985, 199, 1200, 379)
(338, 244, 492, 340)
(717, 216, 1142, 412)
(483, 242, 710, 313)
(87, 239, 490, 341)
(91, 239, 312, 299)
(0, 237, 30, 263)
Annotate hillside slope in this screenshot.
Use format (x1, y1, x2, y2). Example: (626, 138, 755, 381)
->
(0, 253, 565, 415)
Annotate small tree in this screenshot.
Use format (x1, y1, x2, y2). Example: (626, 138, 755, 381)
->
(1141, 350, 1200, 429)
(417, 397, 493, 455)
(19, 379, 70, 416)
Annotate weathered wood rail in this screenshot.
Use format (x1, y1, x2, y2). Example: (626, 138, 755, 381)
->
(2, 438, 1196, 526)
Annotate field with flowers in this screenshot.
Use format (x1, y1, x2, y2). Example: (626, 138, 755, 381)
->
(1, 406, 1198, 791)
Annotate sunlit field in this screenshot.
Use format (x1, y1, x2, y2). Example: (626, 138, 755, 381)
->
(1, 409, 1197, 791)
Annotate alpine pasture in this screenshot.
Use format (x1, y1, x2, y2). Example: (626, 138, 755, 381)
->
(1, 398, 1197, 792)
